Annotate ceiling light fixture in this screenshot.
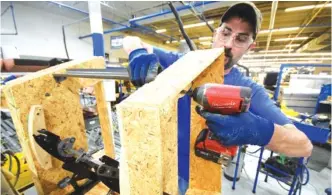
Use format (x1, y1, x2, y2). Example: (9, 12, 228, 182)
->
(286, 44, 300, 47)
(259, 49, 293, 53)
(184, 21, 214, 29)
(274, 37, 308, 41)
(240, 57, 332, 63)
(244, 52, 331, 58)
(285, 3, 332, 12)
(259, 27, 300, 34)
(199, 36, 213, 41)
(156, 29, 167, 33)
(200, 41, 212, 45)
(243, 61, 323, 66)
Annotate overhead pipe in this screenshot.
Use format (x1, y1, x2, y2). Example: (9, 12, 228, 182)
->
(79, 1, 218, 40)
(129, 1, 216, 24)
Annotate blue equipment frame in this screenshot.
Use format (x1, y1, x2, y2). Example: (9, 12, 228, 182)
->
(231, 63, 331, 194)
(273, 63, 331, 102)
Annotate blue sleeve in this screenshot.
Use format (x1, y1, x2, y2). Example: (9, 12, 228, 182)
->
(241, 77, 292, 126)
(153, 47, 184, 69)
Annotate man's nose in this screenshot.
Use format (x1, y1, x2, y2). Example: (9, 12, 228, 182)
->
(224, 37, 234, 48)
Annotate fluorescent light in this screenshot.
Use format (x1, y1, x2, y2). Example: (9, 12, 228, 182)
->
(259, 49, 293, 53)
(199, 36, 213, 41)
(244, 52, 332, 58)
(286, 44, 300, 47)
(285, 3, 332, 12)
(156, 29, 166, 33)
(243, 61, 323, 66)
(259, 27, 299, 34)
(166, 41, 170, 44)
(184, 21, 214, 29)
(274, 37, 308, 41)
(200, 41, 212, 46)
(240, 57, 332, 63)
(172, 40, 178, 43)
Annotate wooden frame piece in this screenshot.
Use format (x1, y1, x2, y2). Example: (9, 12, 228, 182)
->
(2, 57, 115, 195)
(117, 48, 224, 195)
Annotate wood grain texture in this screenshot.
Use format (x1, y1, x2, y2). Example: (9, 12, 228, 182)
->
(117, 48, 224, 195)
(159, 97, 178, 194)
(94, 81, 115, 158)
(28, 105, 53, 170)
(188, 54, 225, 193)
(117, 104, 163, 195)
(1, 86, 8, 108)
(2, 57, 111, 195)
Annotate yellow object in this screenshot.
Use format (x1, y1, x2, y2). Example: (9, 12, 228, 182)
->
(2, 152, 33, 191)
(280, 102, 299, 117)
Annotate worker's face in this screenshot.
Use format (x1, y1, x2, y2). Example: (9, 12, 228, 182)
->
(212, 17, 255, 70)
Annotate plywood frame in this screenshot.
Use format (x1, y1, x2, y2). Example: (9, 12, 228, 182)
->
(2, 57, 115, 195)
(117, 48, 224, 195)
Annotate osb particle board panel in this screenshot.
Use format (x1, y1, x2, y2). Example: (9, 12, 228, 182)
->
(2, 57, 111, 195)
(160, 97, 178, 194)
(94, 82, 115, 158)
(1, 86, 8, 108)
(117, 48, 224, 195)
(187, 54, 224, 194)
(117, 104, 163, 194)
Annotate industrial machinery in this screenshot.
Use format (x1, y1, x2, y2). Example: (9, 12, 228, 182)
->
(33, 129, 119, 194)
(192, 84, 252, 166)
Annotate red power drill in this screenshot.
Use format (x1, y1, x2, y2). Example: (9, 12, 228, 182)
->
(192, 84, 252, 166)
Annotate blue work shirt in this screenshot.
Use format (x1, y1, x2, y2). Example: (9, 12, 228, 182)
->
(153, 47, 291, 181)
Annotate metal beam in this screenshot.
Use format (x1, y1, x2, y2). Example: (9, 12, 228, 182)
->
(129, 1, 223, 25)
(297, 31, 331, 52)
(286, 1, 330, 53)
(264, 1, 278, 55)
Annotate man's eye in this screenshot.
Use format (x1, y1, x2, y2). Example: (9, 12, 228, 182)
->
(221, 30, 231, 36)
(236, 36, 248, 42)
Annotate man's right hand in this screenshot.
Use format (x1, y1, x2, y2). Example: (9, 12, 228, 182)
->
(128, 48, 161, 87)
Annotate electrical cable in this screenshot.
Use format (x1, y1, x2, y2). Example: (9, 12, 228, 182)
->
(242, 164, 254, 183)
(7, 153, 13, 172)
(277, 179, 291, 191)
(301, 165, 309, 185)
(2, 151, 20, 187)
(168, 2, 195, 51)
(180, 1, 214, 33)
(246, 148, 261, 154)
(62, 25, 70, 59)
(308, 183, 319, 195)
(11, 153, 20, 187)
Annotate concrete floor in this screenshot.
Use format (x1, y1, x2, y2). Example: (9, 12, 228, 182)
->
(222, 145, 331, 195)
(24, 145, 331, 195)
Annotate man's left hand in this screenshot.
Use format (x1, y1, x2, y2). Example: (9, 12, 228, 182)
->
(196, 106, 275, 146)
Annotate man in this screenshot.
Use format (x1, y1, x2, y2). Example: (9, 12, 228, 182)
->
(123, 2, 313, 194)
